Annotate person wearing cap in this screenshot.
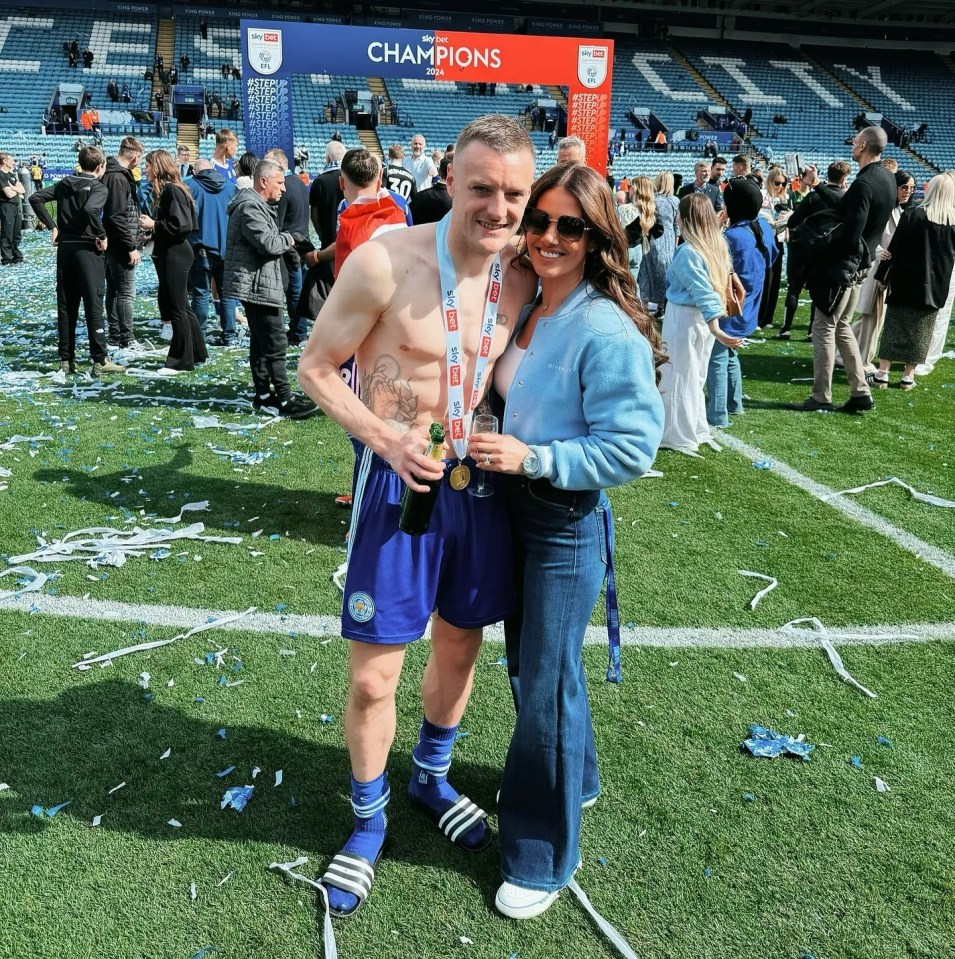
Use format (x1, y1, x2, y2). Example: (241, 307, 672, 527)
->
(705, 177, 777, 428)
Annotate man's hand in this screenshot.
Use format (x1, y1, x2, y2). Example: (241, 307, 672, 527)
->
(95, 237, 107, 252)
(381, 428, 446, 492)
(128, 248, 141, 266)
(51, 227, 58, 247)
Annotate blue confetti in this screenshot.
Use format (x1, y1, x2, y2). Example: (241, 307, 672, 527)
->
(752, 459, 774, 470)
(850, 756, 863, 769)
(275, 603, 287, 612)
(190, 949, 217, 959)
(195, 696, 205, 704)
(597, 857, 608, 866)
(269, 533, 281, 541)
(876, 735, 893, 748)
(455, 729, 471, 740)
(743, 725, 814, 761)
(216, 766, 236, 778)
(221, 785, 254, 812)
(217, 728, 227, 739)
(144, 693, 153, 702)
(742, 792, 756, 803)
(703, 867, 712, 877)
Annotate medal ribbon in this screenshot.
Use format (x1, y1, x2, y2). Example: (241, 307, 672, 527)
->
(435, 213, 502, 462)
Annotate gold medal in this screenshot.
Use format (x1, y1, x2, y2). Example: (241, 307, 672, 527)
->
(449, 463, 471, 491)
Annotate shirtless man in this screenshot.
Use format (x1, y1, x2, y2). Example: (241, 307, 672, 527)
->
(297, 115, 536, 917)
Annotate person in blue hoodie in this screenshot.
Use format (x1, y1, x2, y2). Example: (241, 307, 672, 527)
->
(706, 176, 777, 427)
(185, 159, 239, 345)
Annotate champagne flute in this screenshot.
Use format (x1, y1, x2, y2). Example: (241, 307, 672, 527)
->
(468, 413, 499, 498)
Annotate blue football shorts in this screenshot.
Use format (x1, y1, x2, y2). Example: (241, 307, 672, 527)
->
(341, 448, 515, 643)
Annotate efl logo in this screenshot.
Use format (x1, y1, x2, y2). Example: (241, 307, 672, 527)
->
(488, 280, 500, 303)
(577, 44, 609, 88)
(449, 364, 461, 386)
(446, 309, 458, 331)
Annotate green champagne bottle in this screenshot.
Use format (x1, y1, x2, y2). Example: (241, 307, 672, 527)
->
(398, 422, 446, 536)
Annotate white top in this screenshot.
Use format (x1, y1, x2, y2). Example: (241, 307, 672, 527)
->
(492, 336, 526, 399)
(404, 153, 436, 191)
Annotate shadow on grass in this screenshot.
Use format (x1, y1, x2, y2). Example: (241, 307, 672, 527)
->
(32, 446, 349, 547)
(0, 677, 504, 882)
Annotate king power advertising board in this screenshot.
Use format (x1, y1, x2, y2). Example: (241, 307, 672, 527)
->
(240, 22, 613, 174)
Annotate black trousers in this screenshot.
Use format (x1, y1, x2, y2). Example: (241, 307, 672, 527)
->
(155, 241, 207, 370)
(56, 243, 108, 363)
(244, 302, 291, 401)
(0, 202, 22, 263)
(758, 240, 784, 328)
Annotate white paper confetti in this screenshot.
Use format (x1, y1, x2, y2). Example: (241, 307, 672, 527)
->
(91, 815, 102, 827)
(167, 818, 183, 828)
(0, 567, 50, 602)
(108, 782, 126, 795)
(827, 476, 955, 508)
(274, 769, 283, 787)
(738, 570, 778, 610)
(874, 777, 891, 793)
(160, 748, 171, 760)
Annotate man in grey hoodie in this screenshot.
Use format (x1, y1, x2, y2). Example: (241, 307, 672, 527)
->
(224, 158, 317, 418)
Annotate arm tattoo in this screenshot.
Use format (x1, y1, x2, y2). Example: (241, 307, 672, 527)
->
(496, 311, 509, 327)
(361, 354, 419, 426)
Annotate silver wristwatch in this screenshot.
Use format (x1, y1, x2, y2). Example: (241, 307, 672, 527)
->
(522, 449, 541, 479)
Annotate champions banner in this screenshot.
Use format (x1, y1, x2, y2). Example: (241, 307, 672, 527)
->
(240, 22, 613, 173)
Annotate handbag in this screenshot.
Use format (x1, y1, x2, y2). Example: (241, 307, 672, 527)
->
(725, 270, 746, 317)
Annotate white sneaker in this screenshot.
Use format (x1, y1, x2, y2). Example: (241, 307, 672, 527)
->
(154, 367, 180, 377)
(159, 324, 173, 342)
(495, 882, 559, 919)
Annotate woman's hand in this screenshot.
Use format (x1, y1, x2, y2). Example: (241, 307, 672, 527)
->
(139, 214, 154, 230)
(714, 329, 744, 349)
(880, 249, 892, 261)
(468, 432, 530, 475)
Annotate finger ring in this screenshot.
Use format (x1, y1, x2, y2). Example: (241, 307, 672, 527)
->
(484, 453, 491, 466)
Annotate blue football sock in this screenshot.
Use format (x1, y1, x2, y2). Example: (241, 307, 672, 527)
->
(408, 718, 486, 849)
(324, 772, 389, 914)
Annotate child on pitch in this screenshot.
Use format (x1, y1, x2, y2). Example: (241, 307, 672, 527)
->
(705, 176, 777, 427)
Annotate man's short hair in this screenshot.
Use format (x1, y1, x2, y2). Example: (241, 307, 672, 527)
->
(176, 144, 189, 156)
(732, 154, 751, 173)
(325, 140, 346, 164)
(827, 160, 851, 185)
(264, 148, 289, 170)
(215, 128, 238, 147)
(455, 114, 534, 161)
(556, 136, 586, 163)
(253, 158, 284, 184)
(120, 136, 145, 159)
(78, 145, 106, 172)
(712, 156, 727, 165)
(858, 125, 888, 156)
(438, 155, 451, 180)
(193, 158, 213, 173)
(341, 148, 379, 189)
(388, 143, 404, 161)
(694, 161, 709, 173)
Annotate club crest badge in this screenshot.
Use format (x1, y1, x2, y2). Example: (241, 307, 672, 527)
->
(348, 591, 376, 623)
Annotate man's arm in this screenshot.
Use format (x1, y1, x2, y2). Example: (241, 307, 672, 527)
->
(297, 240, 443, 490)
(29, 184, 57, 231)
(837, 179, 871, 257)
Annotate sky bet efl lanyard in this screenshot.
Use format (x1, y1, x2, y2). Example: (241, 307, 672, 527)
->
(435, 213, 502, 487)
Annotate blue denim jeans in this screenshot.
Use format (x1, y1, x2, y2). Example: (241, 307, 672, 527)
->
(499, 478, 608, 892)
(285, 261, 310, 342)
(189, 245, 238, 338)
(705, 340, 743, 427)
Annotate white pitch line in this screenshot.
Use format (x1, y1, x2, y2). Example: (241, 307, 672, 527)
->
(1, 592, 953, 648)
(717, 431, 955, 580)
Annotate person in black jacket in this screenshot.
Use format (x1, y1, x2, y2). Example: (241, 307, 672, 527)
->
(101, 136, 144, 348)
(266, 147, 313, 345)
(410, 154, 451, 225)
(30, 147, 125, 376)
(779, 160, 849, 339)
(798, 126, 897, 414)
(139, 150, 207, 373)
(873, 173, 955, 391)
(0, 152, 25, 264)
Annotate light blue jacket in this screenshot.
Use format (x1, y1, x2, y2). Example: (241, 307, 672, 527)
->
(501, 283, 664, 490)
(665, 242, 724, 322)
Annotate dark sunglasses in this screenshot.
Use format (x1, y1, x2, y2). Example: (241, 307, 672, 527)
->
(522, 207, 592, 241)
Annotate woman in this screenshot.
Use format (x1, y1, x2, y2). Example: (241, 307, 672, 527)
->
(873, 172, 955, 390)
(757, 165, 791, 329)
(469, 163, 665, 919)
(139, 150, 207, 372)
(658, 193, 743, 455)
(235, 151, 258, 190)
(851, 170, 914, 372)
(619, 175, 663, 299)
(639, 170, 680, 313)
